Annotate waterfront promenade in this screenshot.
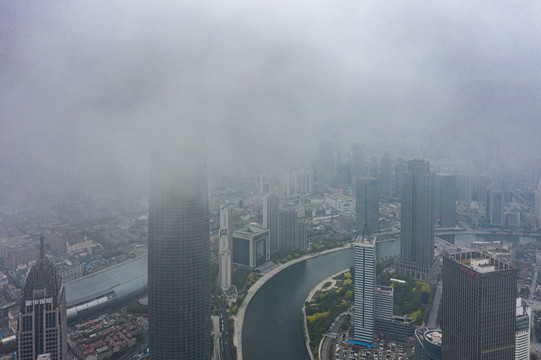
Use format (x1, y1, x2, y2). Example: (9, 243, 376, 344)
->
(234, 244, 351, 360)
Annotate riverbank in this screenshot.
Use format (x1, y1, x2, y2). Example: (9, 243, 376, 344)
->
(234, 244, 352, 360)
(302, 269, 348, 360)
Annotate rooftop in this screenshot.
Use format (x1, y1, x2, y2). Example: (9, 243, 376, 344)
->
(234, 224, 268, 237)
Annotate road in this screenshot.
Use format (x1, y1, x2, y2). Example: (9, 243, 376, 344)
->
(212, 295, 234, 360)
(427, 281, 442, 328)
(531, 266, 539, 298)
(320, 314, 346, 360)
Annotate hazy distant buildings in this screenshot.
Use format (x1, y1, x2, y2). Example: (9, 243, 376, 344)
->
(219, 205, 232, 289)
(263, 194, 279, 252)
(379, 151, 393, 199)
(17, 238, 67, 360)
(353, 235, 376, 344)
(441, 251, 516, 359)
(147, 147, 210, 359)
(534, 184, 541, 228)
(393, 158, 407, 198)
(232, 224, 270, 269)
(325, 193, 354, 212)
(397, 160, 434, 280)
(351, 143, 366, 184)
(488, 188, 504, 226)
(456, 174, 472, 202)
(356, 177, 379, 235)
(434, 174, 457, 228)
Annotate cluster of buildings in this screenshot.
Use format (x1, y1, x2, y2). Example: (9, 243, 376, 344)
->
(69, 315, 144, 360)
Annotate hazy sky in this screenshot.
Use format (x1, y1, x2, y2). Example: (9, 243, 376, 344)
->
(1, 0, 540, 196)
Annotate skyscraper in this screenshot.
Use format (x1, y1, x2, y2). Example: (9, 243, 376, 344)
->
(535, 183, 541, 228)
(397, 159, 434, 280)
(278, 209, 298, 250)
(393, 157, 407, 198)
(353, 235, 376, 344)
(17, 237, 67, 360)
(356, 177, 379, 235)
(515, 298, 531, 360)
(219, 205, 232, 289)
(488, 188, 504, 226)
(148, 146, 210, 359)
(263, 194, 279, 252)
(379, 151, 393, 199)
(441, 251, 517, 359)
(433, 174, 457, 228)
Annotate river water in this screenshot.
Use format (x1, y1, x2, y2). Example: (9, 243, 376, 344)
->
(242, 248, 354, 360)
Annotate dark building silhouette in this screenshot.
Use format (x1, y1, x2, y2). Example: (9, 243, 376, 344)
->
(442, 251, 516, 359)
(396, 159, 434, 280)
(356, 177, 380, 235)
(17, 237, 67, 360)
(379, 151, 393, 199)
(393, 157, 407, 198)
(148, 146, 210, 359)
(278, 209, 305, 250)
(434, 174, 457, 228)
(263, 194, 279, 252)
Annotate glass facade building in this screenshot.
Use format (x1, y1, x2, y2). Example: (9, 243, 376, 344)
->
(148, 150, 210, 359)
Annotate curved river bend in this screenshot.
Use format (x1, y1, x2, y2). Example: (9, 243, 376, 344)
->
(242, 248, 354, 360)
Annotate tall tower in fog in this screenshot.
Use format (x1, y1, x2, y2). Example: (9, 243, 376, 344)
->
(356, 177, 380, 235)
(148, 144, 210, 359)
(263, 194, 279, 252)
(379, 151, 393, 199)
(397, 159, 434, 280)
(434, 174, 457, 228)
(353, 235, 376, 344)
(219, 205, 232, 288)
(17, 237, 67, 360)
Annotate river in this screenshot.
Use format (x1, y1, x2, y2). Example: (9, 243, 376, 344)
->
(242, 248, 354, 360)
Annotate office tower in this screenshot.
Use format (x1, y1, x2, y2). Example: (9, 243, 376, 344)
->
(368, 156, 379, 178)
(356, 177, 379, 235)
(414, 328, 442, 360)
(219, 205, 232, 289)
(316, 140, 337, 191)
(488, 188, 504, 226)
(515, 298, 530, 360)
(17, 237, 67, 360)
(441, 251, 517, 359)
(351, 143, 366, 183)
(394, 157, 407, 198)
(336, 161, 352, 187)
(397, 159, 434, 280)
(148, 146, 210, 359)
(353, 235, 376, 344)
(278, 209, 298, 250)
(474, 173, 492, 205)
(434, 174, 457, 228)
(263, 194, 279, 252)
(456, 174, 472, 202)
(295, 218, 307, 251)
(374, 285, 393, 321)
(535, 184, 541, 228)
(379, 151, 393, 199)
(232, 224, 270, 269)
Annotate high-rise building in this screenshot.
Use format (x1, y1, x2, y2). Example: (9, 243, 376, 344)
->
(379, 151, 393, 199)
(375, 285, 393, 321)
(368, 156, 379, 179)
(263, 194, 279, 252)
(356, 177, 379, 235)
(278, 209, 302, 250)
(488, 188, 504, 226)
(148, 147, 210, 359)
(515, 298, 531, 360)
(232, 224, 270, 269)
(219, 205, 232, 289)
(414, 328, 442, 360)
(353, 235, 376, 344)
(295, 218, 307, 251)
(394, 158, 407, 198)
(456, 174, 472, 202)
(441, 251, 517, 359)
(534, 184, 541, 228)
(397, 159, 434, 280)
(351, 143, 366, 184)
(17, 237, 67, 360)
(434, 174, 457, 228)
